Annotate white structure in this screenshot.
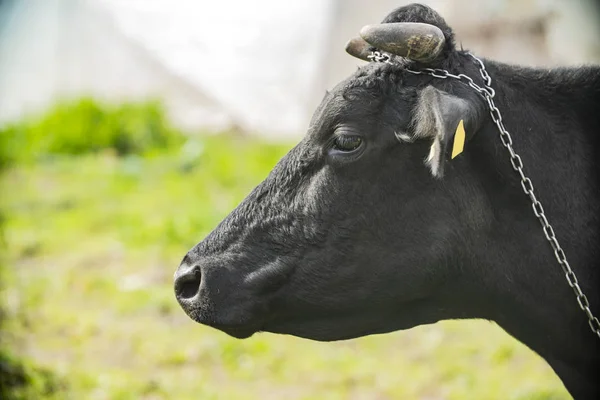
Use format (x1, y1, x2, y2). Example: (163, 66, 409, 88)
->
(0, 0, 233, 133)
(0, 0, 598, 139)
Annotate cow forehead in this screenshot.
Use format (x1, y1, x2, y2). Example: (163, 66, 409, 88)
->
(307, 63, 417, 140)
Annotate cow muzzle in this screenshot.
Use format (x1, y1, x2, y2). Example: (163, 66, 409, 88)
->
(174, 254, 266, 339)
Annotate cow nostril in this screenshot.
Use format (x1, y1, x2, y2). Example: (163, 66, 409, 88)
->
(175, 267, 201, 300)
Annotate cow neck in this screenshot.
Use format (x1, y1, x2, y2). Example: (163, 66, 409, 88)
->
(472, 62, 600, 398)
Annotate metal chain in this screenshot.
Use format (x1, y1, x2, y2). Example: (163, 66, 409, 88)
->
(369, 50, 600, 338)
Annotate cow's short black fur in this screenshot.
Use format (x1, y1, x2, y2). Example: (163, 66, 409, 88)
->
(175, 4, 600, 398)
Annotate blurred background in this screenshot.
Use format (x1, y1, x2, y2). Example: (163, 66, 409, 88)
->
(1, 0, 598, 399)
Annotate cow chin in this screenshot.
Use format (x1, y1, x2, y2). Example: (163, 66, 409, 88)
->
(260, 297, 445, 342)
(262, 315, 408, 342)
(206, 324, 258, 340)
(263, 320, 384, 342)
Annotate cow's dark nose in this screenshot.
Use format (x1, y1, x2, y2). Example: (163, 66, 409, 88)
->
(174, 263, 202, 300)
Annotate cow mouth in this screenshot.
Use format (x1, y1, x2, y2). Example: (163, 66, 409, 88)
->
(178, 298, 264, 339)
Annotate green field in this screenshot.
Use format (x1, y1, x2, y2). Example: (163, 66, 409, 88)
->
(0, 101, 571, 399)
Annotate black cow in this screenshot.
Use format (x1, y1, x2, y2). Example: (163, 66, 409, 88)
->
(174, 4, 600, 398)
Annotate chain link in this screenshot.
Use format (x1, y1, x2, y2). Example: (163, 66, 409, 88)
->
(369, 50, 600, 338)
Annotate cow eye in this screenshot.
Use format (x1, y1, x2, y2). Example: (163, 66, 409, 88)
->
(332, 135, 363, 152)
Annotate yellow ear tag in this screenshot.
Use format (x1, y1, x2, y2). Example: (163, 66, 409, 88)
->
(451, 119, 466, 159)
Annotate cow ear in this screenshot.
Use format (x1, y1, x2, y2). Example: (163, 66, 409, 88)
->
(412, 86, 474, 178)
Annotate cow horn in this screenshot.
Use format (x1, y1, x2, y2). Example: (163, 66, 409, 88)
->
(345, 37, 372, 62)
(359, 22, 445, 63)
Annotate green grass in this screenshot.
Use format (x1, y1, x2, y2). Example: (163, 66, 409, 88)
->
(1, 133, 571, 399)
(0, 98, 184, 168)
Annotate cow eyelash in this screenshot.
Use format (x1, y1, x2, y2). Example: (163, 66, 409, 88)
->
(332, 135, 363, 152)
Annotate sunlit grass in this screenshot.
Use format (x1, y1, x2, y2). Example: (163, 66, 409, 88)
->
(1, 134, 570, 399)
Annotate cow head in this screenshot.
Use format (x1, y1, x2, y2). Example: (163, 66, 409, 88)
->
(174, 3, 490, 341)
